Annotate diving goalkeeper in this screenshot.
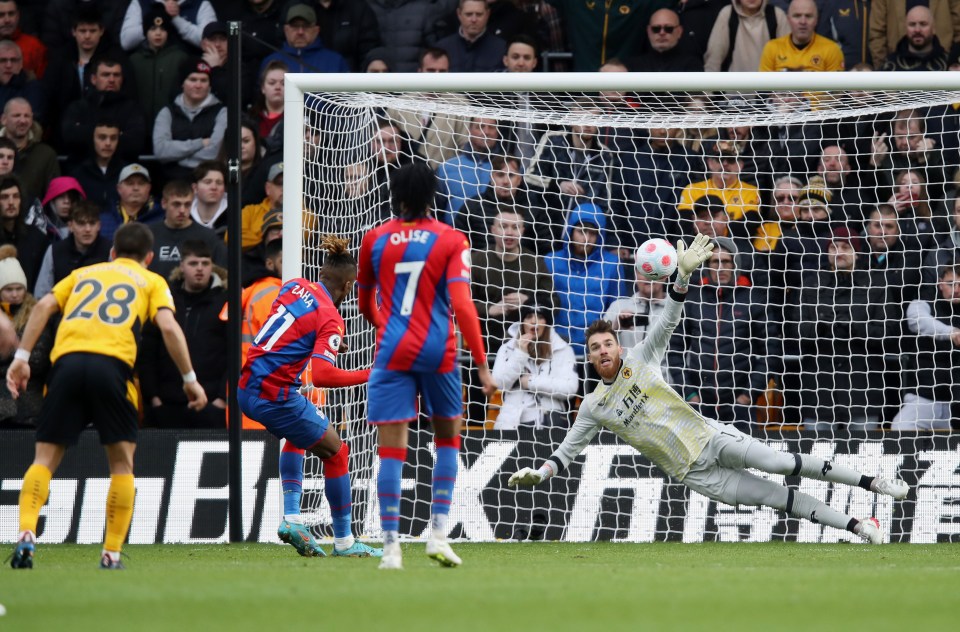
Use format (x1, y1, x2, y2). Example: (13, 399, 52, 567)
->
(509, 234, 908, 544)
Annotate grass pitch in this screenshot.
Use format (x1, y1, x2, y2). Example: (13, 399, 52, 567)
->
(0, 542, 956, 632)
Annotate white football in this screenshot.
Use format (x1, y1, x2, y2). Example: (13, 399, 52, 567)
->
(635, 238, 678, 281)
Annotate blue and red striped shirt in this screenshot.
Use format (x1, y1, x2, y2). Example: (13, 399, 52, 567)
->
(239, 278, 345, 401)
(358, 217, 472, 372)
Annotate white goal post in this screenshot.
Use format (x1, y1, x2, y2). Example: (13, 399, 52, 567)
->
(281, 72, 960, 544)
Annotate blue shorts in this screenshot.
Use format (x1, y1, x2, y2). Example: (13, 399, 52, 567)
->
(237, 388, 329, 449)
(367, 368, 463, 424)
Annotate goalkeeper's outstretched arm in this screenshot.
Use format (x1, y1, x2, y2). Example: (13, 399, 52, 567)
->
(508, 413, 601, 487)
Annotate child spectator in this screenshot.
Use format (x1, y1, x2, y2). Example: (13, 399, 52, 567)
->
(120, 0, 217, 52)
(128, 5, 190, 124)
(32, 200, 111, 297)
(26, 176, 86, 241)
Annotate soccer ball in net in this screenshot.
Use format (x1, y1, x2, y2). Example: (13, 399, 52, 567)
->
(635, 238, 678, 281)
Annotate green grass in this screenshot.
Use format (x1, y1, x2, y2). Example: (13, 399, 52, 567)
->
(0, 543, 957, 631)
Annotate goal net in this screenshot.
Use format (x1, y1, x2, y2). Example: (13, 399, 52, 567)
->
(283, 72, 960, 544)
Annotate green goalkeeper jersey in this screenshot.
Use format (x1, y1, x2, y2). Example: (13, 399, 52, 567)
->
(548, 295, 716, 480)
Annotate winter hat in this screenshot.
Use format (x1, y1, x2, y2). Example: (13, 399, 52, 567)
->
(143, 5, 172, 35)
(179, 58, 213, 86)
(0, 244, 27, 290)
(42, 176, 87, 206)
(261, 207, 283, 237)
(798, 176, 833, 209)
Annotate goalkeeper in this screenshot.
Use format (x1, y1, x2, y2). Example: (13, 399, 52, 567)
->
(509, 234, 908, 543)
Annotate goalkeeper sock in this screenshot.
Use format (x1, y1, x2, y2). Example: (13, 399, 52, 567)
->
(104, 474, 135, 553)
(18, 464, 52, 534)
(794, 454, 862, 487)
(378, 446, 406, 544)
(280, 442, 305, 519)
(785, 487, 855, 532)
(322, 442, 353, 549)
(431, 436, 459, 539)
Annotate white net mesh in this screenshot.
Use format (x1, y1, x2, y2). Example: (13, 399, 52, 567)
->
(290, 76, 960, 543)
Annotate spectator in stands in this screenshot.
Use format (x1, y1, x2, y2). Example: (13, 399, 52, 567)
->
(870, 108, 946, 199)
(753, 175, 802, 254)
(240, 161, 281, 252)
(759, 0, 845, 71)
(226, 117, 265, 207)
(241, 206, 282, 286)
(472, 207, 555, 356)
(32, 200, 110, 297)
(68, 121, 123, 212)
(681, 236, 776, 432)
(513, 1, 565, 69)
(497, 34, 542, 167)
(790, 234, 872, 432)
(190, 159, 227, 236)
(547, 0, 670, 72)
(677, 140, 761, 242)
(128, 6, 190, 124)
(0, 40, 44, 123)
(673, 0, 728, 60)
(43, 6, 124, 133)
(315, 0, 381, 72)
(705, 0, 790, 73)
(99, 162, 162, 240)
(153, 58, 226, 181)
(882, 4, 951, 71)
(198, 21, 229, 101)
(545, 202, 626, 357)
(770, 176, 838, 299)
(61, 55, 146, 162)
(861, 203, 924, 424)
(923, 193, 960, 287)
(525, 103, 612, 219)
(887, 168, 946, 252)
(491, 303, 578, 429)
(138, 239, 227, 429)
(893, 262, 960, 431)
(436, 116, 499, 220)
(626, 8, 703, 72)
(815, 0, 870, 68)
(603, 276, 682, 387)
(366, 0, 456, 72)
(385, 47, 470, 169)
(120, 0, 217, 52)
(0, 98, 59, 201)
(26, 176, 86, 242)
(816, 143, 876, 227)
(363, 47, 393, 72)
(0, 176, 46, 291)
(610, 126, 697, 249)
(436, 0, 507, 72)
(0, 245, 51, 428)
(259, 3, 349, 74)
(215, 0, 282, 109)
(0, 136, 13, 177)
(0, 1, 45, 79)
(148, 178, 225, 278)
(870, 0, 960, 69)
(41, 0, 125, 53)
(456, 154, 531, 248)
(249, 60, 285, 141)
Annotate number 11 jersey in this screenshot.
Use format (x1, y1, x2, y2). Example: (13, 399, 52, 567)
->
(358, 217, 472, 373)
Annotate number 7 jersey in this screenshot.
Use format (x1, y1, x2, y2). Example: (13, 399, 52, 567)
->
(358, 217, 471, 372)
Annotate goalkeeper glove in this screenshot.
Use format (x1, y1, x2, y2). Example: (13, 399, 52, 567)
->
(674, 233, 715, 289)
(508, 467, 544, 487)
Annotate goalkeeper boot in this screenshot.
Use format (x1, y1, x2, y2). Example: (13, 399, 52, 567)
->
(99, 551, 125, 570)
(332, 541, 383, 558)
(873, 478, 909, 500)
(857, 517, 883, 545)
(426, 538, 462, 568)
(277, 520, 327, 557)
(9, 531, 35, 569)
(378, 542, 403, 570)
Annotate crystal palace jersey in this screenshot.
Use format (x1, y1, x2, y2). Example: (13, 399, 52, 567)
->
(358, 217, 471, 373)
(239, 278, 344, 401)
(549, 296, 717, 480)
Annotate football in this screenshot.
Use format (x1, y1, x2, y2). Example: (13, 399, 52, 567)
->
(635, 238, 678, 281)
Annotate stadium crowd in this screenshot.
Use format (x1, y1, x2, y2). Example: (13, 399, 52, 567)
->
(0, 0, 958, 435)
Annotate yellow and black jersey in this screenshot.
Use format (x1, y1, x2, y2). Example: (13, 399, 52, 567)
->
(677, 179, 761, 222)
(758, 33, 845, 72)
(50, 258, 175, 368)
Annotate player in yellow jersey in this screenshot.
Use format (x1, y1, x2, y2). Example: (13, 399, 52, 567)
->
(510, 234, 909, 544)
(7, 223, 207, 570)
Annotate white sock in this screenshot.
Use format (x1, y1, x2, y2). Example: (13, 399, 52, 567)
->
(431, 513, 448, 540)
(283, 514, 303, 524)
(383, 530, 399, 546)
(334, 535, 355, 551)
(17, 530, 35, 543)
(101, 549, 120, 562)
